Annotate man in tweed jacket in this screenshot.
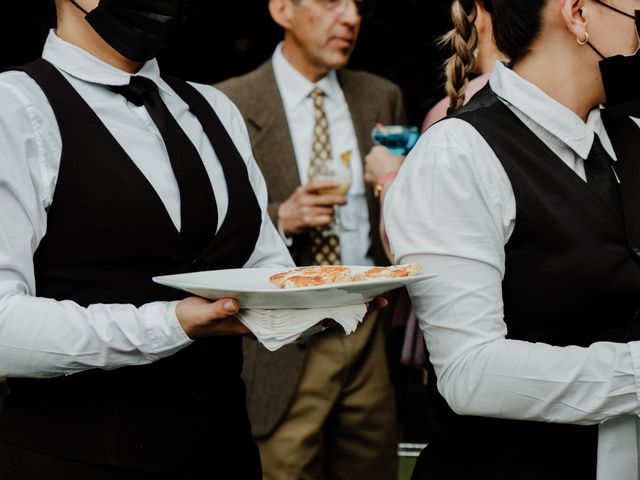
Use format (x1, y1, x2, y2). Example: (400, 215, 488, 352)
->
(217, 0, 406, 478)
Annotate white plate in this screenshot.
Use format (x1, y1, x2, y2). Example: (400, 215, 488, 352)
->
(153, 266, 433, 309)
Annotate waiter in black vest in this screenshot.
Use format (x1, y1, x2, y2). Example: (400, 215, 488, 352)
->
(0, 0, 297, 478)
(386, 0, 640, 479)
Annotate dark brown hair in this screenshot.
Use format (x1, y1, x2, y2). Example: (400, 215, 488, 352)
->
(489, 0, 546, 65)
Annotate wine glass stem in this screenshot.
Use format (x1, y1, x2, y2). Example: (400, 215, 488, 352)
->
(334, 206, 342, 234)
(322, 206, 342, 237)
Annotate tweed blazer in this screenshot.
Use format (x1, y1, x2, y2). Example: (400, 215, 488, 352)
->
(216, 60, 407, 439)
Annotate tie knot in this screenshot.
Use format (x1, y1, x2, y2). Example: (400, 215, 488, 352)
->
(112, 76, 159, 107)
(587, 135, 613, 165)
(589, 135, 606, 155)
(310, 87, 325, 101)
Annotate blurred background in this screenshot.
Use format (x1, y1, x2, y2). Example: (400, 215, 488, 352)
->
(1, 0, 452, 125)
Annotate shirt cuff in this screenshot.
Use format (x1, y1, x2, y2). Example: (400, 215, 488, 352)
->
(277, 223, 294, 247)
(140, 300, 193, 360)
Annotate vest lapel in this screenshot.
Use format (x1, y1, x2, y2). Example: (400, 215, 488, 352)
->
(464, 89, 626, 231)
(602, 111, 640, 252)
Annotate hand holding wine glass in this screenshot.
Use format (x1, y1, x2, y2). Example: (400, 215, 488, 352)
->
(277, 179, 347, 236)
(309, 151, 353, 236)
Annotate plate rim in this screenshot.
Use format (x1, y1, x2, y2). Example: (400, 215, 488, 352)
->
(152, 268, 433, 294)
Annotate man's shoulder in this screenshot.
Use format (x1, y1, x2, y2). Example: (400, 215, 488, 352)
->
(215, 60, 274, 106)
(338, 68, 402, 97)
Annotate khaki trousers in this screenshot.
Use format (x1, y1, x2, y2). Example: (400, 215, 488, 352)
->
(258, 313, 398, 480)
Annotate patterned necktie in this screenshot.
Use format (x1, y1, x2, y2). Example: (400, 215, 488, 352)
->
(585, 135, 623, 218)
(308, 87, 342, 266)
(111, 76, 218, 252)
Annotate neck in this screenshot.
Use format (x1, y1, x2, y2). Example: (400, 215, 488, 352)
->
(476, 37, 500, 75)
(56, 4, 142, 74)
(281, 40, 329, 83)
(512, 38, 603, 122)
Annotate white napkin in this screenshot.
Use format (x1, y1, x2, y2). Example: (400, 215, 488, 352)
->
(236, 304, 368, 352)
(596, 416, 640, 480)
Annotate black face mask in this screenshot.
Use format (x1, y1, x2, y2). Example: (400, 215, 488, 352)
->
(68, 0, 189, 63)
(588, 0, 640, 109)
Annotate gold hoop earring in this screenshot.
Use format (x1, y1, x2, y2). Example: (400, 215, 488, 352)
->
(577, 32, 589, 45)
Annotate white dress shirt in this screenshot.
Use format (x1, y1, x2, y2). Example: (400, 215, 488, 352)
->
(272, 44, 373, 266)
(0, 31, 294, 379)
(385, 61, 640, 478)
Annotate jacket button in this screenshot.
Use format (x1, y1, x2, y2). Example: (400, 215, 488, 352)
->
(191, 258, 207, 271)
(632, 247, 640, 258)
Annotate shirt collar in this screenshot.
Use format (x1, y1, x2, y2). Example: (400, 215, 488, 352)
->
(42, 30, 174, 96)
(489, 61, 617, 161)
(272, 42, 343, 109)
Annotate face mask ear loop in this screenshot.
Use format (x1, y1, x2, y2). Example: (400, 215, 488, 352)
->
(593, 0, 636, 19)
(67, 0, 89, 15)
(586, 40, 606, 59)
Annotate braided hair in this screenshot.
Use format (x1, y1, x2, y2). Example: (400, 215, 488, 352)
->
(441, 0, 479, 112)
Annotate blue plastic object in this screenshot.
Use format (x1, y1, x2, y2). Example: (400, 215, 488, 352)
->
(371, 125, 420, 155)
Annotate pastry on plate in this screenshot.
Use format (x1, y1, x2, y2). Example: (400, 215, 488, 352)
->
(360, 263, 422, 280)
(269, 266, 353, 289)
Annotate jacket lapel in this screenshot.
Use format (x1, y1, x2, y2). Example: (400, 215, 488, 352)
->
(339, 70, 374, 164)
(338, 70, 380, 260)
(244, 61, 301, 202)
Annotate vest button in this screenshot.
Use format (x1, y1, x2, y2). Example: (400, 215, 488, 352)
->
(191, 258, 207, 272)
(633, 247, 640, 258)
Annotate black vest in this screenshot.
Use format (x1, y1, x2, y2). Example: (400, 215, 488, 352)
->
(0, 59, 263, 474)
(418, 86, 640, 480)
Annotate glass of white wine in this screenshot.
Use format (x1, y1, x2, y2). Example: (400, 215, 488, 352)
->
(313, 153, 353, 236)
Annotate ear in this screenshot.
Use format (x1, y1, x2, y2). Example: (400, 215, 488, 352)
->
(474, 1, 490, 37)
(559, 0, 588, 40)
(269, 0, 295, 31)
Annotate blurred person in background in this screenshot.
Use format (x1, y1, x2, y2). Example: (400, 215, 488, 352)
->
(217, 0, 406, 478)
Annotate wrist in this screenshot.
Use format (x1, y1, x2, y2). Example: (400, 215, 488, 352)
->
(374, 172, 397, 198)
(276, 206, 289, 236)
(277, 221, 294, 246)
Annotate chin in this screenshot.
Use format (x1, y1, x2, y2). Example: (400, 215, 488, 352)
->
(325, 52, 351, 70)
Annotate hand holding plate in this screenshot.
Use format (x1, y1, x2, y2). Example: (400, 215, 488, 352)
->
(176, 296, 250, 339)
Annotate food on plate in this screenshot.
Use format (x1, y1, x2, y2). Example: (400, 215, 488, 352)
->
(269, 266, 353, 289)
(269, 264, 422, 289)
(361, 263, 422, 280)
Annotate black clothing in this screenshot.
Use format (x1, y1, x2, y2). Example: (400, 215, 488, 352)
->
(585, 135, 623, 219)
(0, 59, 262, 478)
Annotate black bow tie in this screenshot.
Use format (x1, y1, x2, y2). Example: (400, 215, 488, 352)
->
(111, 76, 159, 107)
